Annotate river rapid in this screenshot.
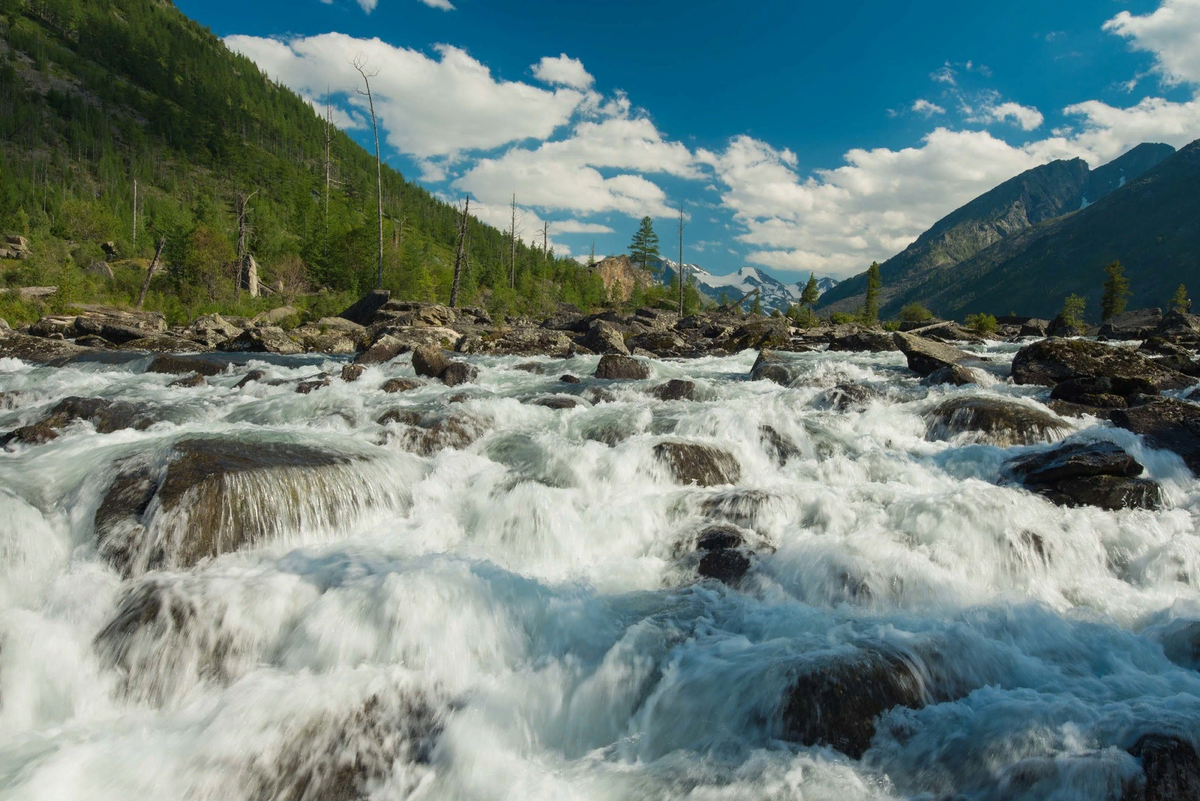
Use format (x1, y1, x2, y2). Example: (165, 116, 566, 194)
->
(1, 343, 1199, 800)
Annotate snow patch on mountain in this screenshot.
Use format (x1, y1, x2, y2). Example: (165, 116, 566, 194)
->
(654, 259, 839, 312)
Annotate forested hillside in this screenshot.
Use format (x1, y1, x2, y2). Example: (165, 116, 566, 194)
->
(0, 0, 608, 322)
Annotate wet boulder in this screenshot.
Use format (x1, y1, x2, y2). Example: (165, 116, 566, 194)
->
(594, 354, 652, 380)
(147, 354, 227, 377)
(893, 331, 987, 378)
(1127, 734, 1200, 801)
(340, 364, 365, 383)
(38, 396, 158, 434)
(218, 326, 303, 355)
(1049, 376, 1158, 409)
(531, 395, 585, 410)
(811, 384, 879, 412)
(94, 439, 375, 576)
(168, 374, 205, 389)
(1005, 440, 1161, 511)
(234, 369, 267, 389)
(921, 364, 986, 387)
(0, 422, 59, 449)
(295, 377, 330, 395)
(338, 289, 391, 326)
(925, 397, 1071, 446)
(698, 549, 751, 584)
(394, 414, 489, 457)
(1111, 398, 1200, 474)
(1011, 338, 1191, 390)
(440, 361, 478, 387)
(381, 377, 422, 394)
(412, 344, 451, 378)
(779, 646, 929, 759)
(650, 379, 696, 401)
(356, 326, 461, 365)
(654, 441, 741, 486)
(759, 424, 801, 466)
(750, 350, 798, 386)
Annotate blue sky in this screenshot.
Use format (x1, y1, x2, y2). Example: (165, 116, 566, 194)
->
(184, 0, 1200, 282)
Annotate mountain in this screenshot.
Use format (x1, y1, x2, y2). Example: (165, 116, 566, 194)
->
(0, 0, 605, 319)
(818, 142, 1177, 318)
(922, 138, 1200, 319)
(655, 259, 838, 312)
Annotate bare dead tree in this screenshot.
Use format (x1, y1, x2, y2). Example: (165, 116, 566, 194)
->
(352, 54, 384, 289)
(541, 220, 549, 268)
(509, 194, 519, 289)
(323, 88, 332, 228)
(136, 237, 167, 309)
(132, 178, 137, 247)
(588, 240, 595, 267)
(235, 190, 258, 300)
(449, 196, 469, 308)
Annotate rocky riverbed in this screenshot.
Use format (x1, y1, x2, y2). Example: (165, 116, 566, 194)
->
(1, 298, 1199, 799)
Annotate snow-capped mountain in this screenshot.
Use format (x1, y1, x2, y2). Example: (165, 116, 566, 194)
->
(654, 259, 840, 312)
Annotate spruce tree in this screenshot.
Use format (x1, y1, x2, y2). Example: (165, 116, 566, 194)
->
(801, 272, 820, 311)
(1100, 260, 1131, 321)
(629, 216, 660, 275)
(1170, 284, 1189, 313)
(861, 262, 882, 324)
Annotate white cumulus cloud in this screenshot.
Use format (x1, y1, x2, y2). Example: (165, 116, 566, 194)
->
(532, 55, 594, 89)
(1105, 0, 1200, 86)
(912, 99, 946, 117)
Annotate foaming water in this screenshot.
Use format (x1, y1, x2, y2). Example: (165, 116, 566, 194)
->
(0, 346, 1198, 799)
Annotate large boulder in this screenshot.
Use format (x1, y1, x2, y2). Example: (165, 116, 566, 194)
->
(411, 344, 451, 378)
(654, 441, 741, 486)
(1048, 375, 1158, 409)
(750, 350, 799, 386)
(1111, 398, 1200, 474)
(779, 646, 929, 759)
(920, 364, 987, 387)
(459, 327, 573, 357)
(1128, 734, 1200, 801)
(1097, 308, 1162, 340)
(580, 321, 630, 356)
(1155, 310, 1200, 346)
(594, 354, 651, 380)
(72, 306, 168, 344)
(893, 331, 987, 377)
(94, 439, 376, 576)
(147, 354, 228, 377)
(183, 314, 241, 348)
(925, 397, 1071, 446)
(650, 379, 696, 401)
(828, 330, 897, 353)
(1005, 440, 1161, 510)
(376, 301, 456, 329)
(627, 329, 689, 356)
(1011, 338, 1192, 390)
(121, 334, 211, 353)
(719, 318, 791, 352)
(355, 326, 461, 365)
(338, 289, 391, 326)
(21, 396, 158, 436)
(811, 384, 880, 412)
(251, 306, 299, 327)
(218, 326, 302, 355)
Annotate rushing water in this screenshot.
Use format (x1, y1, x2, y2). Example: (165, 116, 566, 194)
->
(1, 343, 1198, 800)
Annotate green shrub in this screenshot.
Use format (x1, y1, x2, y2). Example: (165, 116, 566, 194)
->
(898, 303, 933, 322)
(965, 313, 999, 335)
(829, 311, 856, 325)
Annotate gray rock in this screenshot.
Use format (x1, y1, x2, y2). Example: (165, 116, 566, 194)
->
(412, 345, 451, 379)
(750, 350, 798, 386)
(1111, 398, 1200, 474)
(594, 354, 651, 380)
(654, 441, 741, 486)
(580, 321, 630, 356)
(650, 379, 696, 401)
(920, 364, 985, 387)
(925, 397, 1071, 446)
(218, 326, 302, 355)
(1097, 307, 1162, 340)
(1011, 338, 1191, 390)
(439, 361, 478, 387)
(893, 331, 986, 377)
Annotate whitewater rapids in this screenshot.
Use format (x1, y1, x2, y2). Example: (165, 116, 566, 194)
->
(1, 343, 1198, 800)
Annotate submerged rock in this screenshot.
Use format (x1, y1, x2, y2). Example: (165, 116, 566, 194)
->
(35, 396, 158, 435)
(94, 439, 376, 576)
(779, 646, 929, 759)
(654, 441, 741, 486)
(921, 364, 986, 387)
(759, 424, 801, 466)
(147, 354, 227, 377)
(0, 422, 59, 449)
(925, 397, 1071, 446)
(811, 384, 879, 412)
(381, 377, 422, 394)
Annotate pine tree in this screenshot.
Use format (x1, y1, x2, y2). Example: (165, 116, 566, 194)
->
(1061, 294, 1087, 328)
(629, 216, 660, 275)
(861, 262, 882, 324)
(1100, 260, 1131, 321)
(800, 272, 820, 311)
(1170, 283, 1189, 313)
